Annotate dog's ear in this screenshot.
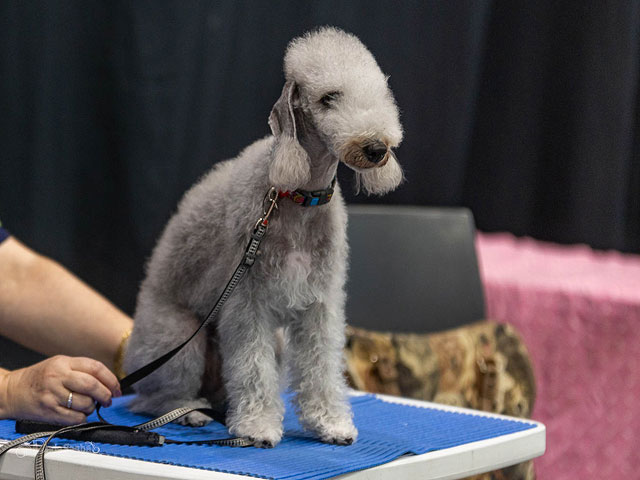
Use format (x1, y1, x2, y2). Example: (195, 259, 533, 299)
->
(357, 151, 404, 195)
(268, 80, 311, 191)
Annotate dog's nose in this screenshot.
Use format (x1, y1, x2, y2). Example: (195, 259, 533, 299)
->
(363, 142, 388, 164)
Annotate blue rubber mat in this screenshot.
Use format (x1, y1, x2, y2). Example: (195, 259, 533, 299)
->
(0, 394, 535, 479)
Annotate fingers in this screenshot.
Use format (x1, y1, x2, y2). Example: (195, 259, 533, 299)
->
(51, 405, 87, 425)
(48, 381, 97, 415)
(62, 372, 113, 407)
(69, 357, 122, 398)
(62, 391, 96, 415)
(31, 393, 87, 425)
(5, 356, 118, 426)
(68, 392, 96, 415)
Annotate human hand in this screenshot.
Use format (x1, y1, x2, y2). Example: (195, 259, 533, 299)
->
(0, 355, 122, 424)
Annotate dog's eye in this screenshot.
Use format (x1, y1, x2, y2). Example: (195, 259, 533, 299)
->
(319, 91, 342, 108)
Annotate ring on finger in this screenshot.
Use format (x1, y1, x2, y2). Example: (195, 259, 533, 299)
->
(66, 391, 74, 409)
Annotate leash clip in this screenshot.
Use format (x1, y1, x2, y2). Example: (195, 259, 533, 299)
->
(255, 186, 279, 229)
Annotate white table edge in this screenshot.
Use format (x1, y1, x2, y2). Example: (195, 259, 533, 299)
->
(337, 393, 546, 480)
(0, 394, 546, 480)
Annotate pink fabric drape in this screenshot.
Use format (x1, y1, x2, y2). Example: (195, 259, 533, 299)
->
(476, 233, 640, 478)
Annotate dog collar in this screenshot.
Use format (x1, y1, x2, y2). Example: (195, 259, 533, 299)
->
(278, 177, 336, 206)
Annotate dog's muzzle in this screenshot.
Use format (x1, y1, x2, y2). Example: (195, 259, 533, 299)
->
(362, 141, 388, 164)
(339, 138, 392, 169)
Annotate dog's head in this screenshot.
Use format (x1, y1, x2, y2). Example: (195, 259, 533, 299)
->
(268, 27, 403, 195)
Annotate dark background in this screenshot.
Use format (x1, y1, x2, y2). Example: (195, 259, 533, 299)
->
(1, 1, 639, 314)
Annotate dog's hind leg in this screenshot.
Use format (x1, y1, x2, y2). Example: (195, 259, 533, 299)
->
(287, 302, 358, 445)
(217, 295, 284, 448)
(124, 295, 213, 426)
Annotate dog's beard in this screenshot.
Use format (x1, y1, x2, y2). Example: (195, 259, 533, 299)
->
(353, 152, 403, 195)
(337, 138, 402, 195)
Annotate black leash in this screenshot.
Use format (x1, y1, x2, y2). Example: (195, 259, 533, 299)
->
(0, 188, 280, 480)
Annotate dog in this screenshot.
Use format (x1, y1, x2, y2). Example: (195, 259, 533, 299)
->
(123, 27, 403, 448)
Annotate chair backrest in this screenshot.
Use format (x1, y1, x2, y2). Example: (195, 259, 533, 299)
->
(345, 205, 485, 333)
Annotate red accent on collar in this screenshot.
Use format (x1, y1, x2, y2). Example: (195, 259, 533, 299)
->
(278, 177, 336, 207)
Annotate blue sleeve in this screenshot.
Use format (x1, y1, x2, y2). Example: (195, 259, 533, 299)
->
(0, 221, 9, 244)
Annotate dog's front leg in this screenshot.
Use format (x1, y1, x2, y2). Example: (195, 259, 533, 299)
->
(288, 302, 358, 445)
(217, 296, 284, 448)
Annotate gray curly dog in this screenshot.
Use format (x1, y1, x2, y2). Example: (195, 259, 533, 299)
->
(124, 27, 403, 448)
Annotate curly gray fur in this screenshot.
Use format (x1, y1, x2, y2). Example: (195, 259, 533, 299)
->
(124, 27, 403, 448)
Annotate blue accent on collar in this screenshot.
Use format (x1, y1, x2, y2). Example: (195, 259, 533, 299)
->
(279, 176, 337, 207)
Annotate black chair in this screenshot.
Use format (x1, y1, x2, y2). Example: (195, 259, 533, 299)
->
(345, 205, 485, 333)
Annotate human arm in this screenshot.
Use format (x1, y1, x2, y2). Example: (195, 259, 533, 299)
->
(0, 236, 133, 369)
(0, 235, 131, 422)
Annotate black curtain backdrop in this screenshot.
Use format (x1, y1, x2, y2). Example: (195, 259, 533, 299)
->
(1, 1, 639, 314)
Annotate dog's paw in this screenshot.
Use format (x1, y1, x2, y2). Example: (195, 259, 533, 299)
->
(325, 434, 355, 446)
(248, 436, 277, 449)
(238, 427, 282, 448)
(314, 419, 358, 446)
(168, 398, 214, 427)
(175, 410, 213, 427)
(228, 419, 283, 448)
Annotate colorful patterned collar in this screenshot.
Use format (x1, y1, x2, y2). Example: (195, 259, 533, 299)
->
(278, 177, 336, 206)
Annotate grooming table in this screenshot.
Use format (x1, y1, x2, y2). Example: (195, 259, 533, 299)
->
(0, 392, 545, 480)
